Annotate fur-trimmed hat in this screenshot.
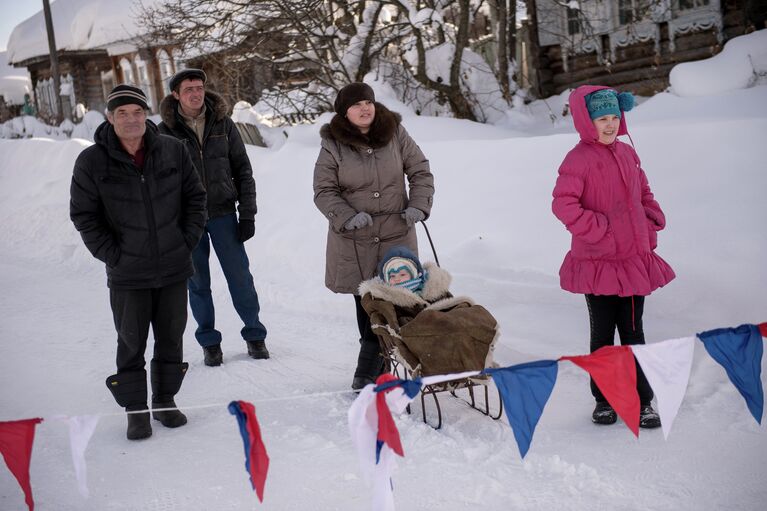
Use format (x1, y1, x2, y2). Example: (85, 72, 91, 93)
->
(585, 89, 635, 120)
(334, 82, 375, 115)
(107, 84, 149, 111)
(169, 68, 207, 92)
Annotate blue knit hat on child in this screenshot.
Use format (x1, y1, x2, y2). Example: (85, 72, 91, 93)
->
(585, 89, 635, 119)
(378, 246, 427, 293)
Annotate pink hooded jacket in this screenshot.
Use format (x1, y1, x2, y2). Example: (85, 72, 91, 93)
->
(552, 85, 675, 297)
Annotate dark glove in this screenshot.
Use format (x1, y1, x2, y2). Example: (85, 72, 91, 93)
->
(344, 212, 373, 230)
(238, 219, 255, 243)
(401, 207, 425, 227)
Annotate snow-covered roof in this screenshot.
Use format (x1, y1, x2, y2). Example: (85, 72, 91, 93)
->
(0, 51, 31, 104)
(6, 0, 165, 65)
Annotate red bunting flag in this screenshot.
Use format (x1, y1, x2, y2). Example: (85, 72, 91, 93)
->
(228, 401, 269, 502)
(375, 373, 405, 458)
(758, 323, 767, 338)
(0, 418, 43, 511)
(560, 346, 640, 436)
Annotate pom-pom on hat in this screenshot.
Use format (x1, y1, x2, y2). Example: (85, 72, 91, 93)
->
(334, 82, 376, 115)
(585, 89, 635, 120)
(107, 84, 149, 112)
(169, 68, 207, 92)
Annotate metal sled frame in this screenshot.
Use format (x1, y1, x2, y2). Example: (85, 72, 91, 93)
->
(380, 333, 504, 430)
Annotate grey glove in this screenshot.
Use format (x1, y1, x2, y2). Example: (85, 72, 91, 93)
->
(344, 212, 373, 230)
(401, 207, 425, 227)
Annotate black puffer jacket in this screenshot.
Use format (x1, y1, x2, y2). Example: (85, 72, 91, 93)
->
(70, 121, 207, 289)
(158, 91, 256, 220)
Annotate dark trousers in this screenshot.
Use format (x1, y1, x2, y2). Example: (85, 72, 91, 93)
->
(354, 295, 384, 380)
(110, 280, 187, 373)
(188, 213, 267, 347)
(585, 294, 654, 405)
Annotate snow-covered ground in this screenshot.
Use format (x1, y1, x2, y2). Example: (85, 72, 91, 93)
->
(1, 76, 766, 510)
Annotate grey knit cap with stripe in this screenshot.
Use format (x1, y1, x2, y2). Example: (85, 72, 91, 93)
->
(107, 84, 149, 111)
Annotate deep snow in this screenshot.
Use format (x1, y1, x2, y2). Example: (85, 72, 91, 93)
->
(1, 79, 766, 510)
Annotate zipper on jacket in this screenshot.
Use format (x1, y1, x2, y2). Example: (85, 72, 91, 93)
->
(136, 165, 161, 284)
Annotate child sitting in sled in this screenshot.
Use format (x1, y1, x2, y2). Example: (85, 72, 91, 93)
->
(358, 246, 499, 378)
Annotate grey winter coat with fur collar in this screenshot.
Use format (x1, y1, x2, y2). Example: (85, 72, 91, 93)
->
(313, 103, 434, 294)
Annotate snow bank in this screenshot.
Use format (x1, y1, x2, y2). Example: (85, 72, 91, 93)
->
(670, 29, 767, 97)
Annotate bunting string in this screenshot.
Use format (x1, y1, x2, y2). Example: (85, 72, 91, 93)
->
(1, 322, 765, 511)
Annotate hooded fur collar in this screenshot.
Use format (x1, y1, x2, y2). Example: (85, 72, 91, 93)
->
(159, 90, 229, 129)
(319, 102, 400, 149)
(358, 262, 475, 310)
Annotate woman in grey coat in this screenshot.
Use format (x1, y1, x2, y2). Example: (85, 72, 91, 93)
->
(313, 82, 435, 390)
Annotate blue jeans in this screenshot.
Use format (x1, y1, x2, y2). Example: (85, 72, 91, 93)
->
(188, 213, 267, 347)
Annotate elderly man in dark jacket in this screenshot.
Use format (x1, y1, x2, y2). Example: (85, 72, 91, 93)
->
(158, 69, 269, 366)
(70, 84, 207, 440)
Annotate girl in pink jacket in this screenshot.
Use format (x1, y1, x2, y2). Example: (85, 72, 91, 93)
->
(552, 85, 675, 429)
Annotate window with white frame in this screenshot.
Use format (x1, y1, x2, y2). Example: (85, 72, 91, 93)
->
(567, 7, 581, 35)
(119, 58, 135, 85)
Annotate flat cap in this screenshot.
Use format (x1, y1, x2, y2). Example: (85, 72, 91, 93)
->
(169, 68, 207, 92)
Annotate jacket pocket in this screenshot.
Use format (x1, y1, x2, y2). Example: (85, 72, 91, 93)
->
(572, 227, 617, 260)
(648, 222, 658, 250)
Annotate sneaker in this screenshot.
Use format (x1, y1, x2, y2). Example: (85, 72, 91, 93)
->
(639, 404, 661, 429)
(592, 401, 617, 425)
(203, 345, 223, 367)
(246, 340, 270, 360)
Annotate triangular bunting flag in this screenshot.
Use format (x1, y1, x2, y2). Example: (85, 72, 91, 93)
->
(0, 418, 43, 511)
(561, 346, 640, 436)
(632, 338, 695, 439)
(374, 374, 420, 463)
(348, 376, 421, 511)
(61, 415, 99, 498)
(697, 324, 764, 424)
(228, 401, 270, 502)
(487, 360, 558, 458)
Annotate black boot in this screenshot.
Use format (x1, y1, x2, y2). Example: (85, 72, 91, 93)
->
(246, 340, 270, 360)
(106, 371, 152, 440)
(352, 337, 385, 390)
(592, 401, 617, 425)
(126, 405, 152, 440)
(150, 360, 189, 428)
(203, 344, 223, 366)
(639, 404, 661, 429)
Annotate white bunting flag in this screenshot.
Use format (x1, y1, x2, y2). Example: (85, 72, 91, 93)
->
(632, 337, 695, 439)
(60, 415, 100, 498)
(348, 381, 419, 511)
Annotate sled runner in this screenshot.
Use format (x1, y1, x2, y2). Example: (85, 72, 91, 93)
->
(355, 215, 504, 429)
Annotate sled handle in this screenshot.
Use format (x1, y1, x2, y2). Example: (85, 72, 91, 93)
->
(351, 211, 440, 282)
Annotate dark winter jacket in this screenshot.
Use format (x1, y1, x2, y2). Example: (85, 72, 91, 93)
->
(313, 103, 434, 294)
(158, 91, 256, 221)
(70, 120, 207, 289)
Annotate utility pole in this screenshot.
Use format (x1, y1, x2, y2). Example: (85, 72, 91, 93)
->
(42, 0, 67, 122)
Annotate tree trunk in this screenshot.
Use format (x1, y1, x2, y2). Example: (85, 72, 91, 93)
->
(496, 0, 511, 101)
(525, 0, 543, 98)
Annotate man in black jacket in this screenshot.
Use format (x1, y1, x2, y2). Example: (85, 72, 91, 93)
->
(158, 69, 269, 366)
(70, 85, 207, 440)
